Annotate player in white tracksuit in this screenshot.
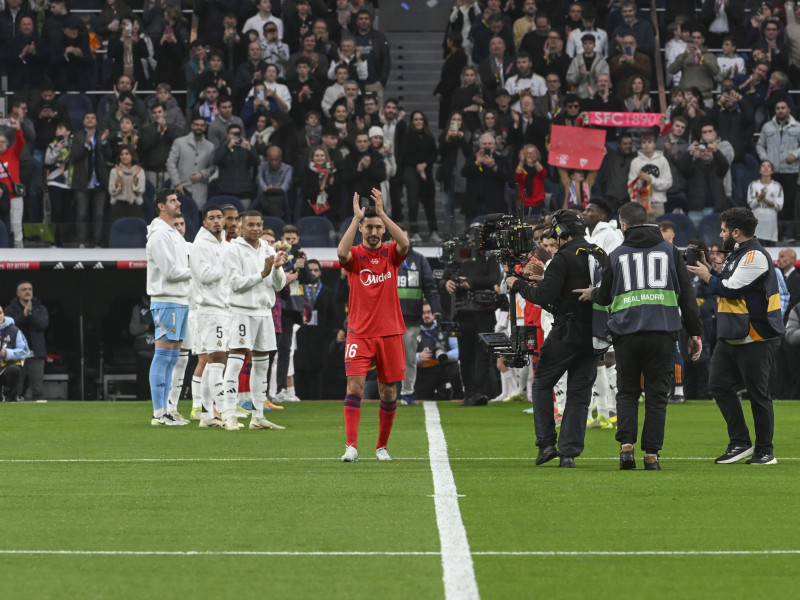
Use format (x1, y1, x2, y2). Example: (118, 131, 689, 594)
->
(223, 210, 288, 431)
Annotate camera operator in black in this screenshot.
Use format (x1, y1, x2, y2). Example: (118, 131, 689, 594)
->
(687, 207, 785, 466)
(441, 245, 502, 406)
(414, 303, 463, 400)
(576, 202, 703, 471)
(506, 210, 603, 468)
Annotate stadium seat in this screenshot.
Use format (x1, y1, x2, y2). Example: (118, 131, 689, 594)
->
(207, 195, 246, 214)
(339, 218, 362, 246)
(178, 194, 200, 241)
(698, 212, 722, 249)
(57, 94, 94, 131)
(297, 216, 336, 247)
(657, 213, 696, 247)
(263, 216, 286, 235)
(0, 220, 9, 248)
(108, 217, 148, 248)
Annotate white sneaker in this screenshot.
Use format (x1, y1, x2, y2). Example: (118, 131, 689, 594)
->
(341, 446, 359, 462)
(376, 447, 392, 461)
(276, 389, 301, 402)
(199, 418, 224, 428)
(223, 418, 239, 431)
(429, 231, 443, 244)
(249, 416, 286, 430)
(169, 411, 189, 424)
(151, 415, 165, 426)
(163, 413, 188, 426)
(190, 407, 203, 421)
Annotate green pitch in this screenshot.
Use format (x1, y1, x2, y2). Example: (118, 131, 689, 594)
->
(1, 400, 798, 600)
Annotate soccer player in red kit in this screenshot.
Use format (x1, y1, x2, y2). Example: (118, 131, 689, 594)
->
(337, 188, 410, 462)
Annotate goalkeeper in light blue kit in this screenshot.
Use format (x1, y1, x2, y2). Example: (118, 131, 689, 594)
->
(146, 188, 192, 425)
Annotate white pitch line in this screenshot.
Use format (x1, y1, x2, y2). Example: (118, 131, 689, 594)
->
(0, 549, 798, 557)
(0, 457, 799, 463)
(424, 401, 480, 600)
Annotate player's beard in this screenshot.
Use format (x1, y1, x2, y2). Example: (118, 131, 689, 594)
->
(365, 235, 381, 248)
(722, 235, 736, 252)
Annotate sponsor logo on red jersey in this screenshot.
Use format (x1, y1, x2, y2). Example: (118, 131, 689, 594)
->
(359, 269, 392, 286)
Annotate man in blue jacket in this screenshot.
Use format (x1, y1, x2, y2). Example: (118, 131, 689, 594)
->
(0, 304, 31, 403)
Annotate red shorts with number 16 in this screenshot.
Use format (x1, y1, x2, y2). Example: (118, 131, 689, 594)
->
(344, 334, 406, 383)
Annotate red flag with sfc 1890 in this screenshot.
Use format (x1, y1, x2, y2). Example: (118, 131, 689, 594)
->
(547, 125, 607, 170)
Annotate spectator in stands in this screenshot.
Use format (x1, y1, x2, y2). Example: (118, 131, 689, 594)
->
(733, 60, 770, 130)
(142, 0, 169, 41)
(328, 36, 365, 82)
(534, 29, 570, 89)
(700, 0, 745, 49)
(0, 0, 32, 48)
(300, 145, 336, 220)
(233, 41, 266, 107)
(472, 13, 514, 66)
(288, 31, 330, 84)
(664, 18, 690, 87)
(322, 63, 349, 117)
(785, 2, 800, 86)
(71, 111, 108, 247)
(778, 248, 800, 313)
(213, 124, 259, 206)
(108, 145, 145, 223)
(491, 88, 514, 133)
(360, 92, 381, 130)
(138, 103, 179, 190)
(167, 115, 216, 209)
(298, 109, 324, 153)
(255, 145, 293, 219)
(566, 34, 609, 99)
(107, 14, 152, 88)
(380, 98, 407, 221)
(3, 99, 33, 226)
(511, 0, 537, 50)
(263, 63, 292, 113)
(514, 143, 547, 220)
(680, 137, 731, 225)
(450, 66, 488, 132)
(145, 84, 186, 133)
(97, 0, 130, 42)
(582, 73, 623, 140)
(505, 51, 546, 111)
(447, 0, 481, 62)
(197, 50, 233, 100)
(198, 84, 220, 123)
(284, 0, 315, 54)
(757, 99, 800, 241)
(352, 9, 391, 103)
(765, 70, 796, 117)
(207, 96, 245, 149)
(566, 5, 608, 58)
(401, 111, 439, 242)
(668, 25, 720, 105)
(341, 130, 386, 212)
(621, 75, 653, 143)
(42, 0, 69, 43)
(49, 15, 94, 92)
(368, 126, 395, 209)
(259, 21, 290, 78)
(699, 121, 735, 206)
(657, 115, 691, 213)
(610, 0, 655, 58)
(748, 160, 783, 245)
(609, 34, 651, 101)
(713, 82, 754, 206)
(4, 14, 47, 91)
(461, 132, 512, 221)
(313, 17, 338, 65)
(240, 83, 271, 137)
(31, 88, 69, 220)
(267, 111, 300, 169)
(716, 36, 747, 83)
(330, 98, 357, 142)
(534, 72, 565, 120)
(507, 94, 548, 161)
(195, 0, 250, 47)
(101, 92, 141, 141)
(474, 108, 509, 157)
(244, 0, 283, 43)
(628, 131, 672, 217)
(287, 57, 324, 129)
(602, 132, 635, 211)
(519, 12, 551, 65)
(98, 75, 148, 127)
(0, 117, 25, 248)
(435, 32, 469, 131)
(43, 121, 74, 234)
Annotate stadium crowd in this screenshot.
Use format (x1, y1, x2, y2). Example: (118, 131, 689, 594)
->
(3, 0, 800, 409)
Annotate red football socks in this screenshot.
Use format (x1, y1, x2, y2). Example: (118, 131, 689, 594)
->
(377, 398, 397, 449)
(344, 393, 362, 448)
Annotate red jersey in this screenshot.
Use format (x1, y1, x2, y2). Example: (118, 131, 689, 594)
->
(341, 241, 406, 338)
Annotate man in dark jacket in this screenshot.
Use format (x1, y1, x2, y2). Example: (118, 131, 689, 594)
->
(340, 132, 386, 208)
(396, 226, 442, 406)
(5, 281, 49, 401)
(507, 210, 603, 468)
(49, 16, 94, 93)
(137, 103, 180, 190)
(352, 9, 391, 103)
(577, 202, 702, 470)
(713, 82, 756, 207)
(460, 133, 512, 222)
(679, 141, 730, 223)
(71, 111, 109, 247)
(3, 15, 48, 91)
(601, 133, 636, 211)
(212, 123, 259, 203)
